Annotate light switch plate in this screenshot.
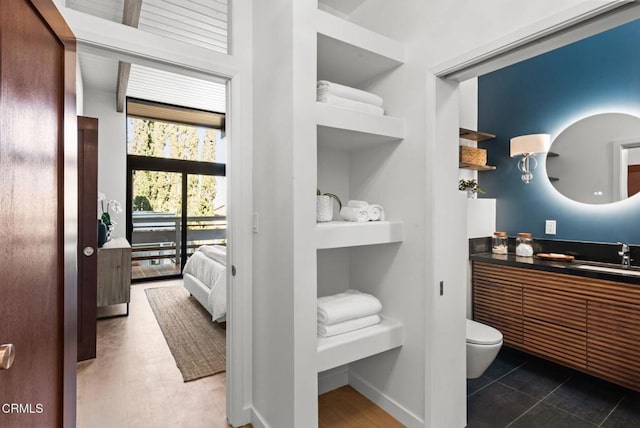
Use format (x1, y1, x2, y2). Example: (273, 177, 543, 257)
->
(545, 220, 556, 235)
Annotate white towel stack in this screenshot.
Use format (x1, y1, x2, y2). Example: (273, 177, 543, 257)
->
(317, 289, 382, 337)
(340, 200, 386, 222)
(317, 80, 385, 116)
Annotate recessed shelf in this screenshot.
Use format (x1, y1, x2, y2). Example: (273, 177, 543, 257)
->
(316, 103, 404, 150)
(459, 128, 496, 142)
(316, 220, 403, 249)
(317, 316, 404, 372)
(459, 162, 496, 171)
(316, 9, 405, 87)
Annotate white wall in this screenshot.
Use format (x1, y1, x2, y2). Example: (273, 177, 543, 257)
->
(252, 1, 318, 426)
(76, 60, 84, 116)
(83, 88, 127, 237)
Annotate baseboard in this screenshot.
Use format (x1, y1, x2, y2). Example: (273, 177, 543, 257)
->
(349, 371, 425, 428)
(250, 407, 269, 428)
(318, 366, 349, 395)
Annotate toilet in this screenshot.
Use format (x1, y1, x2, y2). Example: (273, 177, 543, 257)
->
(466, 319, 503, 379)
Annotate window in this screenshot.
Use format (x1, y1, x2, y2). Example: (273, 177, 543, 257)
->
(126, 99, 226, 281)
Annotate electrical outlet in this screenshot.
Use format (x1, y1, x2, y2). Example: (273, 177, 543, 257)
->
(545, 220, 556, 235)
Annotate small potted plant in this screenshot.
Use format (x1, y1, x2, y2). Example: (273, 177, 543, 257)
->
(458, 179, 485, 199)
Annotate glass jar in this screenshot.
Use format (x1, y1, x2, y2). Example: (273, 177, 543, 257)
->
(492, 231, 508, 255)
(515, 232, 534, 257)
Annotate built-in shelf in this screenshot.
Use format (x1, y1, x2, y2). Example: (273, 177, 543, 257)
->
(316, 103, 405, 150)
(317, 317, 404, 372)
(316, 220, 403, 249)
(459, 128, 496, 142)
(459, 162, 496, 171)
(316, 9, 405, 87)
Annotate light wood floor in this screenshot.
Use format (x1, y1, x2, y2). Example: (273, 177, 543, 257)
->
(319, 386, 403, 427)
(79, 279, 400, 427)
(77, 279, 234, 428)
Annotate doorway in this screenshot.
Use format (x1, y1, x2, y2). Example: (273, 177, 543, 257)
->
(126, 109, 227, 282)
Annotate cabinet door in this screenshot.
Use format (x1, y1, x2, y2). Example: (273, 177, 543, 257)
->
(472, 262, 523, 346)
(523, 286, 587, 369)
(524, 318, 586, 370)
(523, 284, 586, 331)
(588, 299, 640, 391)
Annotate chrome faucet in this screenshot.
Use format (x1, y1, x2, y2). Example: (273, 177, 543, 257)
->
(618, 242, 631, 268)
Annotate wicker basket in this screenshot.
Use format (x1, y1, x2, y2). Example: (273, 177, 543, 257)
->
(459, 146, 487, 166)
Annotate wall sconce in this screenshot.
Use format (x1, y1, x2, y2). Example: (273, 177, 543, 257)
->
(510, 134, 551, 183)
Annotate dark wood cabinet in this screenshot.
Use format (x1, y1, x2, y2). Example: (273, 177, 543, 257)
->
(472, 261, 640, 391)
(472, 262, 523, 346)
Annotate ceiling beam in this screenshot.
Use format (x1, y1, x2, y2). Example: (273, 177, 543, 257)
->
(116, 62, 131, 113)
(122, 0, 142, 27)
(116, 0, 143, 112)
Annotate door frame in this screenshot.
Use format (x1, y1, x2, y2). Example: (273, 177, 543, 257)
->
(425, 2, 640, 426)
(61, 4, 254, 424)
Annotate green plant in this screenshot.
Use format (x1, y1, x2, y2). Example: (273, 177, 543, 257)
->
(458, 179, 485, 194)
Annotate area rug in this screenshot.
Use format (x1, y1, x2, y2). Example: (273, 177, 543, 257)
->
(145, 286, 226, 382)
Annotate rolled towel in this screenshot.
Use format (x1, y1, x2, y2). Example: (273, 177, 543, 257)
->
(340, 206, 370, 222)
(366, 204, 385, 221)
(317, 290, 382, 325)
(318, 314, 381, 337)
(347, 200, 368, 208)
(317, 94, 384, 116)
(317, 80, 384, 107)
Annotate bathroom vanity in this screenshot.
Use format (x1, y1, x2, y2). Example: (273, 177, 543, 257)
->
(471, 254, 640, 391)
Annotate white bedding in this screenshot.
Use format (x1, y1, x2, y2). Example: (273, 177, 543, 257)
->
(183, 245, 227, 321)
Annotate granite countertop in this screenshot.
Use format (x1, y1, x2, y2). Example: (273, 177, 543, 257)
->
(470, 252, 640, 286)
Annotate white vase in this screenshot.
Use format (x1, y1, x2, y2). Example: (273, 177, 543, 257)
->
(317, 195, 333, 222)
(467, 190, 478, 199)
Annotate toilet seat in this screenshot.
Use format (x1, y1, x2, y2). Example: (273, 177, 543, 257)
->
(466, 319, 503, 345)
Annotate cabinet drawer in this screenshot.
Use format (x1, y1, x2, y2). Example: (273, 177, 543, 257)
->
(524, 318, 586, 370)
(524, 287, 586, 331)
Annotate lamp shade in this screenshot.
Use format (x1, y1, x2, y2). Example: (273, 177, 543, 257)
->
(510, 134, 551, 157)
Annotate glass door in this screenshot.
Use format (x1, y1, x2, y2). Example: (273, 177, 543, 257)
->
(130, 170, 183, 280)
(185, 174, 227, 260)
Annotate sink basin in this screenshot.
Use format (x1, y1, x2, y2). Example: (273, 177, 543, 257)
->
(574, 264, 640, 277)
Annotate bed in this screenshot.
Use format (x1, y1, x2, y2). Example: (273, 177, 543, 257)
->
(182, 245, 227, 322)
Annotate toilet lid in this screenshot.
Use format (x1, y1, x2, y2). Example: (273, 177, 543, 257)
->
(467, 319, 503, 345)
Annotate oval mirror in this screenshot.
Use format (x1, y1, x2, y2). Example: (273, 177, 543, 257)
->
(546, 113, 640, 204)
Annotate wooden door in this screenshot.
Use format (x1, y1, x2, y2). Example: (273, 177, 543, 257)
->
(628, 164, 640, 197)
(78, 117, 99, 361)
(0, 1, 77, 427)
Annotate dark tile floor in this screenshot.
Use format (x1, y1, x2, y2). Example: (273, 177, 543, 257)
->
(467, 347, 640, 427)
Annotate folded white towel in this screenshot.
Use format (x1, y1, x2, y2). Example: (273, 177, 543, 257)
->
(317, 314, 381, 337)
(340, 206, 370, 222)
(366, 204, 385, 221)
(347, 200, 368, 208)
(317, 290, 382, 325)
(317, 80, 384, 107)
(317, 94, 385, 116)
(197, 245, 226, 266)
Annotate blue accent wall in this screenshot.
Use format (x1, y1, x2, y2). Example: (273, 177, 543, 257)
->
(478, 19, 640, 245)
